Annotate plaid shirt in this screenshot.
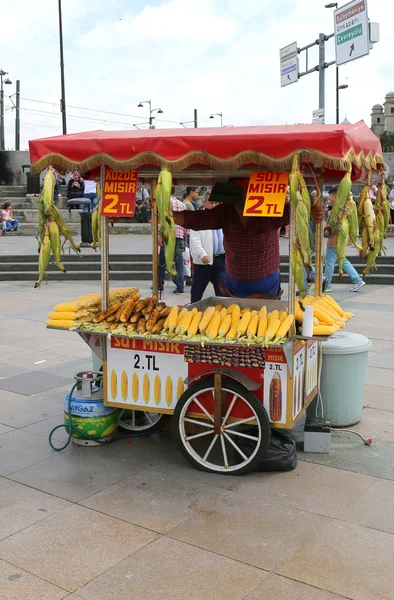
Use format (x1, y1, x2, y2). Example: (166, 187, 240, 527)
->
(183, 204, 290, 280)
(170, 196, 188, 239)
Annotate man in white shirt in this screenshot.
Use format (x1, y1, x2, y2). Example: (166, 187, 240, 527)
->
(189, 191, 226, 302)
(82, 172, 98, 212)
(136, 185, 150, 223)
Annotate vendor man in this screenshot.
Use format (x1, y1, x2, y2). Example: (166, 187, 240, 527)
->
(173, 179, 323, 298)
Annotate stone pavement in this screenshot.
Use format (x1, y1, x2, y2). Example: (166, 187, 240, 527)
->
(0, 277, 393, 600)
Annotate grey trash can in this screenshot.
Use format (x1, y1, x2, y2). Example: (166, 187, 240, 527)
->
(80, 211, 93, 244)
(317, 331, 372, 427)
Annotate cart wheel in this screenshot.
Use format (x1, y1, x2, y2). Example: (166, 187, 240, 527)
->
(118, 410, 166, 434)
(173, 376, 270, 475)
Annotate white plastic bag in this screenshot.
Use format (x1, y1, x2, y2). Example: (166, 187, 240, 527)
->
(182, 247, 191, 278)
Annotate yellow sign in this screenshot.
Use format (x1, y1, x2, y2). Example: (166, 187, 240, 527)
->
(243, 171, 289, 217)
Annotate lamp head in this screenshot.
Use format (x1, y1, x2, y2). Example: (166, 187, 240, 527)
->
(4, 78, 12, 85)
(137, 102, 143, 108)
(157, 108, 163, 114)
(209, 114, 214, 119)
(325, 3, 338, 7)
(338, 84, 349, 90)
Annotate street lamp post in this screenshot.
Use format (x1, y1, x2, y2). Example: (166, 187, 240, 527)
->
(209, 112, 223, 127)
(58, 0, 67, 134)
(137, 100, 163, 127)
(0, 70, 12, 151)
(325, 2, 346, 125)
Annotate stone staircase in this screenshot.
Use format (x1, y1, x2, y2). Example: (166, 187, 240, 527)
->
(0, 254, 153, 282)
(0, 185, 151, 236)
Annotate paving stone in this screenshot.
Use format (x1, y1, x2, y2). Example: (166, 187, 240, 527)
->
(246, 573, 348, 600)
(0, 429, 62, 476)
(0, 371, 70, 395)
(0, 390, 63, 427)
(0, 559, 68, 600)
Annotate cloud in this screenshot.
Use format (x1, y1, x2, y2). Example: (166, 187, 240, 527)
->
(0, 0, 393, 150)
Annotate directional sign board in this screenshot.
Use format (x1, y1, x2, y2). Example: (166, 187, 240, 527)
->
(334, 0, 369, 66)
(312, 109, 325, 124)
(280, 42, 298, 87)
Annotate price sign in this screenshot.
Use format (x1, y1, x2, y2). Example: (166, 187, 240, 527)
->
(243, 171, 289, 217)
(101, 168, 138, 218)
(264, 348, 287, 424)
(292, 341, 306, 419)
(105, 337, 187, 410)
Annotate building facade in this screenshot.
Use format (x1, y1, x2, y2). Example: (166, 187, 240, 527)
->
(371, 92, 394, 135)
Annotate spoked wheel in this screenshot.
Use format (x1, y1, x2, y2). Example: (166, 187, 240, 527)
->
(118, 409, 165, 434)
(173, 376, 271, 475)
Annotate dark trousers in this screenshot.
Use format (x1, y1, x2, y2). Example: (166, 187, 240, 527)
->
(191, 254, 226, 303)
(173, 238, 185, 292)
(136, 203, 149, 223)
(158, 245, 166, 290)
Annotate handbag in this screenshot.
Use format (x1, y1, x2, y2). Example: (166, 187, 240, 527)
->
(182, 247, 192, 278)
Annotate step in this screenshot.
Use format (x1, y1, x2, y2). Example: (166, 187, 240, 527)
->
(0, 271, 153, 282)
(0, 190, 29, 198)
(279, 262, 394, 275)
(5, 223, 152, 236)
(0, 261, 153, 273)
(279, 272, 394, 285)
(0, 253, 153, 263)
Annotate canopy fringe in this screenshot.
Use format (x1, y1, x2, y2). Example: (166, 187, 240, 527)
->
(30, 148, 385, 175)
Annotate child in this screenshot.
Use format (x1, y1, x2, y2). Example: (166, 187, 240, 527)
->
(1, 202, 19, 233)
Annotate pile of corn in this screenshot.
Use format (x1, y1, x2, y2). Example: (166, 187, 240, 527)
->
(358, 177, 390, 276)
(45, 288, 138, 330)
(162, 304, 294, 345)
(296, 295, 353, 336)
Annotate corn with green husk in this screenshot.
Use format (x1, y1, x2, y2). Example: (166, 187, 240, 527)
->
(291, 245, 307, 299)
(48, 220, 66, 274)
(91, 182, 101, 250)
(345, 194, 362, 252)
(156, 169, 176, 277)
(336, 215, 350, 278)
(357, 183, 369, 229)
(330, 170, 351, 224)
(362, 196, 375, 248)
(363, 229, 383, 277)
(295, 192, 311, 266)
(35, 225, 51, 288)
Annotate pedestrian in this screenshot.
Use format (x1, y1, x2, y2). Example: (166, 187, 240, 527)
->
(82, 171, 99, 212)
(323, 186, 365, 293)
(1, 202, 19, 233)
(183, 187, 198, 211)
(135, 185, 150, 223)
(389, 183, 394, 227)
(67, 170, 85, 206)
(53, 170, 66, 203)
(190, 191, 226, 303)
(170, 187, 188, 294)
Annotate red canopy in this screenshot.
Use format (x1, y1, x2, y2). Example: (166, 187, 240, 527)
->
(29, 121, 383, 175)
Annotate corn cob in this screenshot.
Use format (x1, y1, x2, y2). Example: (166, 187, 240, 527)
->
(206, 311, 221, 340)
(119, 294, 140, 322)
(176, 307, 188, 327)
(146, 307, 162, 331)
(357, 184, 369, 228)
(226, 304, 238, 314)
(157, 301, 167, 311)
(187, 311, 203, 337)
(158, 306, 171, 319)
(167, 306, 179, 334)
(343, 311, 354, 320)
(54, 302, 77, 312)
(308, 304, 334, 326)
(291, 245, 308, 299)
(35, 225, 51, 288)
(154, 374, 161, 405)
(127, 322, 136, 333)
(137, 317, 147, 334)
(231, 304, 241, 327)
(109, 323, 119, 331)
(313, 324, 338, 336)
(269, 372, 282, 422)
(199, 306, 215, 333)
(323, 295, 345, 317)
(91, 208, 99, 250)
(246, 311, 259, 340)
(330, 170, 351, 224)
(278, 310, 288, 323)
(47, 312, 75, 321)
(132, 372, 139, 401)
(257, 316, 268, 341)
(129, 311, 142, 324)
(151, 317, 167, 334)
(110, 370, 117, 399)
(296, 198, 311, 265)
(46, 319, 74, 329)
(336, 216, 350, 277)
(134, 297, 150, 313)
(177, 310, 194, 335)
(226, 320, 239, 340)
(48, 220, 67, 274)
(268, 309, 279, 324)
(345, 195, 362, 251)
(214, 304, 224, 311)
(121, 371, 128, 401)
(143, 373, 150, 403)
(96, 303, 120, 323)
(165, 376, 173, 406)
(264, 318, 280, 344)
(273, 314, 294, 343)
(219, 307, 228, 324)
(218, 314, 232, 339)
(237, 310, 252, 337)
(143, 296, 158, 317)
(258, 306, 267, 319)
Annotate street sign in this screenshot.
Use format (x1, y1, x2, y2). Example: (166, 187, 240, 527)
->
(312, 109, 325, 124)
(280, 42, 299, 87)
(334, 0, 369, 66)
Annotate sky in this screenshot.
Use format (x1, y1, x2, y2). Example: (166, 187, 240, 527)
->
(1, 0, 393, 150)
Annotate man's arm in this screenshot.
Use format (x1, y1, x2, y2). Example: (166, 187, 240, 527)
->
(190, 230, 209, 261)
(177, 204, 224, 231)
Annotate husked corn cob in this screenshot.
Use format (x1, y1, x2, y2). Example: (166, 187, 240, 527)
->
(273, 314, 294, 342)
(214, 304, 223, 311)
(176, 307, 188, 327)
(137, 317, 147, 334)
(226, 304, 238, 314)
(187, 311, 203, 337)
(96, 303, 120, 323)
(231, 304, 241, 327)
(54, 302, 77, 312)
(258, 306, 267, 319)
(151, 317, 166, 334)
(268, 309, 279, 324)
(279, 310, 288, 323)
(323, 295, 345, 317)
(264, 318, 280, 344)
(206, 311, 221, 340)
(199, 306, 215, 333)
(310, 305, 335, 326)
(110, 370, 117, 399)
(343, 311, 354, 320)
(218, 314, 232, 339)
(121, 371, 128, 401)
(154, 374, 161, 405)
(167, 306, 179, 333)
(247, 311, 259, 340)
(46, 319, 73, 329)
(226, 320, 239, 340)
(106, 314, 117, 323)
(257, 316, 268, 341)
(177, 310, 194, 335)
(143, 373, 150, 403)
(109, 323, 118, 331)
(47, 312, 75, 321)
(127, 322, 136, 333)
(219, 307, 228, 324)
(313, 324, 338, 336)
(158, 306, 171, 319)
(237, 310, 252, 337)
(157, 302, 166, 311)
(120, 296, 140, 322)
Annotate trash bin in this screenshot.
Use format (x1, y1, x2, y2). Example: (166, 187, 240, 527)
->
(80, 211, 93, 245)
(312, 331, 372, 427)
(26, 172, 40, 194)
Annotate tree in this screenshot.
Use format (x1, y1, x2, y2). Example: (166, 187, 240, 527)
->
(379, 131, 394, 150)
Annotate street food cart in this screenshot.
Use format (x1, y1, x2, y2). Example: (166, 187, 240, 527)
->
(30, 122, 384, 474)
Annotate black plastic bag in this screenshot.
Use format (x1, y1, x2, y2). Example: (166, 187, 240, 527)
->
(239, 428, 297, 472)
(257, 429, 297, 472)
